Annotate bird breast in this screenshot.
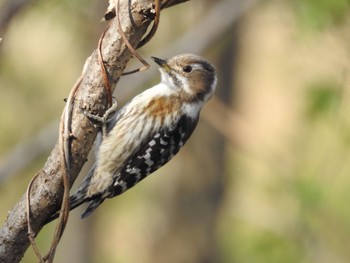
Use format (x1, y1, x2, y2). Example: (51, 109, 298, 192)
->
(86, 92, 184, 197)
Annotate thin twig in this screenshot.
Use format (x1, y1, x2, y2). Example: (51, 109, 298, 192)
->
(97, 24, 113, 107)
(161, 0, 189, 9)
(41, 2, 162, 259)
(44, 76, 82, 263)
(0, 0, 254, 183)
(26, 172, 44, 263)
(0, 0, 192, 261)
(115, 0, 150, 75)
(136, 0, 161, 49)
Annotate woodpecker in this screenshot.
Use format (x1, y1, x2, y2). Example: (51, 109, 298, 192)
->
(63, 54, 217, 219)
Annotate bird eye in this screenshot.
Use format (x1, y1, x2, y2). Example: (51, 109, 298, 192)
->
(182, 65, 192, 73)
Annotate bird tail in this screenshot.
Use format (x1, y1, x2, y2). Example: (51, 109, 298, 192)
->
(81, 197, 105, 219)
(44, 165, 96, 225)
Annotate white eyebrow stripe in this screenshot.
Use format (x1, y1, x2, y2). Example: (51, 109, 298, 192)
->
(191, 63, 203, 70)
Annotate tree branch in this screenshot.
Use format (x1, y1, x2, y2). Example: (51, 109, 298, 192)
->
(0, 0, 256, 182)
(0, 0, 187, 262)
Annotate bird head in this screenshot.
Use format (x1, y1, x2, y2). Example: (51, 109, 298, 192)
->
(152, 54, 217, 102)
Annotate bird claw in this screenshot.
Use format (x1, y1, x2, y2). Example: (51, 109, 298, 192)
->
(81, 101, 119, 137)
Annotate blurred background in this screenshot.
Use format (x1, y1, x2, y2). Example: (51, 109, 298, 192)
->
(1, 0, 350, 262)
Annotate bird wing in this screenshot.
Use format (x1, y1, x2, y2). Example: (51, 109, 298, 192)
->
(71, 114, 198, 219)
(79, 114, 198, 218)
(109, 114, 199, 198)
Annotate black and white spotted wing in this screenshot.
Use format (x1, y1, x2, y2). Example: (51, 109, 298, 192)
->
(49, 114, 199, 221)
(109, 114, 199, 198)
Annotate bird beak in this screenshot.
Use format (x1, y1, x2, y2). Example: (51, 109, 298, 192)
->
(151, 56, 171, 72)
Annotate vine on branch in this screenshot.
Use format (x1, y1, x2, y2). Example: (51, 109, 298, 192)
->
(25, 0, 165, 262)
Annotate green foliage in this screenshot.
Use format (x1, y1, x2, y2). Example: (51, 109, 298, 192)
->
(305, 81, 342, 119)
(2, 0, 350, 262)
(220, 220, 304, 263)
(294, 0, 350, 29)
(248, 232, 303, 263)
(293, 177, 324, 209)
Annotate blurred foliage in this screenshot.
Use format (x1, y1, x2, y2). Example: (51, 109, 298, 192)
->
(221, 0, 350, 263)
(305, 81, 342, 119)
(1, 0, 350, 262)
(293, 176, 324, 208)
(294, 0, 350, 29)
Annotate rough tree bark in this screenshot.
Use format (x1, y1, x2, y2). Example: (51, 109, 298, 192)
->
(0, 0, 188, 262)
